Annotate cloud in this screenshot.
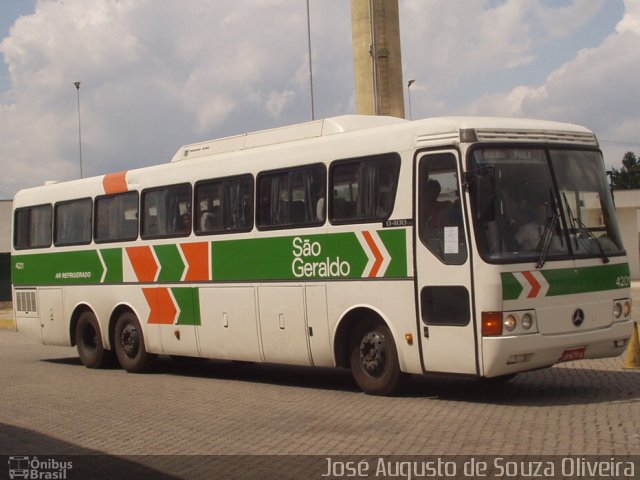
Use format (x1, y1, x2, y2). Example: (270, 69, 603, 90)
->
(0, 0, 361, 197)
(617, 0, 640, 33)
(0, 0, 635, 197)
(462, 0, 640, 166)
(0, 0, 354, 196)
(400, 0, 604, 117)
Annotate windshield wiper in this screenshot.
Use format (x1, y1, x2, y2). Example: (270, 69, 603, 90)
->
(561, 193, 609, 264)
(574, 216, 610, 264)
(536, 211, 558, 269)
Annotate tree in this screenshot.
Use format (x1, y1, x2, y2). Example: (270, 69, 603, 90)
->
(610, 151, 640, 190)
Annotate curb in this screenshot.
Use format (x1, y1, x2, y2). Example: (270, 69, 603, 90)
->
(0, 319, 16, 330)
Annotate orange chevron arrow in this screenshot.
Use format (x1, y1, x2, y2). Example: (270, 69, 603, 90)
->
(522, 271, 542, 298)
(362, 231, 384, 278)
(180, 242, 209, 281)
(143, 287, 177, 324)
(127, 246, 158, 282)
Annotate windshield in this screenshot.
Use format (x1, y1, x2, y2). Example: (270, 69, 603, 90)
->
(470, 147, 624, 263)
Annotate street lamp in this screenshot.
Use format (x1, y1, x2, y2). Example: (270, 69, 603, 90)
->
(407, 79, 415, 120)
(74, 81, 83, 178)
(306, 0, 315, 120)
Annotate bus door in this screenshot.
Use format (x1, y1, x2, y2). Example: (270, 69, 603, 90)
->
(415, 151, 477, 374)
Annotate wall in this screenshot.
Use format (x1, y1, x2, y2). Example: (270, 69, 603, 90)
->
(0, 200, 11, 301)
(613, 190, 640, 280)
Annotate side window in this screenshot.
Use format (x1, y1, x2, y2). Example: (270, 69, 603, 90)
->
(195, 175, 253, 234)
(257, 164, 325, 229)
(141, 183, 192, 239)
(14, 204, 52, 249)
(54, 198, 92, 246)
(418, 153, 467, 264)
(329, 154, 400, 224)
(95, 191, 139, 243)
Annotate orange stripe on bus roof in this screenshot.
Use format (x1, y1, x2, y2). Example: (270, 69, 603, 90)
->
(102, 171, 129, 194)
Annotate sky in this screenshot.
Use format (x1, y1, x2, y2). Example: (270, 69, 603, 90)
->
(1, 0, 639, 199)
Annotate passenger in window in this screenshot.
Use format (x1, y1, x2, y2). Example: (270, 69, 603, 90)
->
(425, 180, 452, 228)
(316, 197, 325, 221)
(514, 201, 558, 251)
(376, 191, 390, 218)
(179, 213, 191, 233)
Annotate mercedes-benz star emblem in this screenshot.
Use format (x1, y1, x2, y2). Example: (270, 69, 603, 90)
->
(572, 308, 585, 327)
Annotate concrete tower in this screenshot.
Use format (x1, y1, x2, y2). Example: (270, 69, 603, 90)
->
(351, 0, 405, 118)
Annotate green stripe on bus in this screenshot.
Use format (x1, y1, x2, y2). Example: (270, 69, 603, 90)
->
(12, 229, 409, 286)
(211, 229, 407, 281)
(502, 263, 630, 301)
(154, 244, 185, 282)
(378, 229, 408, 278)
(100, 248, 123, 283)
(173, 287, 201, 326)
(13, 250, 103, 285)
(501, 273, 523, 301)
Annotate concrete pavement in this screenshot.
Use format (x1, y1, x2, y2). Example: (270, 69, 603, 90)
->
(0, 302, 14, 331)
(1, 289, 639, 478)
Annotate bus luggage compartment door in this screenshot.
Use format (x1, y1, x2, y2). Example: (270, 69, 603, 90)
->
(258, 285, 312, 366)
(38, 288, 68, 346)
(197, 286, 262, 362)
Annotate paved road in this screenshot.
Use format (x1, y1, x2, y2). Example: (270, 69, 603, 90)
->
(1, 327, 639, 478)
(1, 291, 640, 478)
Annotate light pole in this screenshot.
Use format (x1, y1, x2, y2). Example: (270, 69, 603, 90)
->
(306, 0, 315, 120)
(407, 79, 415, 120)
(74, 81, 84, 178)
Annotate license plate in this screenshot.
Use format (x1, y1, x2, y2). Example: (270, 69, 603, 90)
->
(559, 347, 586, 362)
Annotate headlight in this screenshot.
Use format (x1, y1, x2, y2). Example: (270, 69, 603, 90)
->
(623, 300, 632, 317)
(504, 314, 517, 332)
(521, 313, 533, 330)
(613, 302, 623, 319)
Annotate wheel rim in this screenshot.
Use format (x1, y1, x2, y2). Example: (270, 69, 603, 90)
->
(120, 323, 139, 358)
(358, 331, 387, 377)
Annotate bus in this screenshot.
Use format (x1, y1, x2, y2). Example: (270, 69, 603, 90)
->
(11, 115, 633, 395)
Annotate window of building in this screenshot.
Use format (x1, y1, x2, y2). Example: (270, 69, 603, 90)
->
(257, 164, 325, 229)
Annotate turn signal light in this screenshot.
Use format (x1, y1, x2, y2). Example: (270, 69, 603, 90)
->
(482, 312, 503, 336)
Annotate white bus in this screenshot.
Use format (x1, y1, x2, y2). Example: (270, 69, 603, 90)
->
(11, 115, 633, 395)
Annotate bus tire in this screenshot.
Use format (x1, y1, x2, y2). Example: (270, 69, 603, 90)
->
(114, 312, 156, 373)
(349, 320, 403, 396)
(76, 311, 114, 369)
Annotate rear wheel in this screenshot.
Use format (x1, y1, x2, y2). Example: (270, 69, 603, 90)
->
(349, 320, 403, 395)
(75, 311, 115, 368)
(114, 312, 156, 373)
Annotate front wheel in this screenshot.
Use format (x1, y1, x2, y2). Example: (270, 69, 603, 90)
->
(75, 311, 115, 368)
(114, 312, 156, 373)
(349, 320, 403, 395)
